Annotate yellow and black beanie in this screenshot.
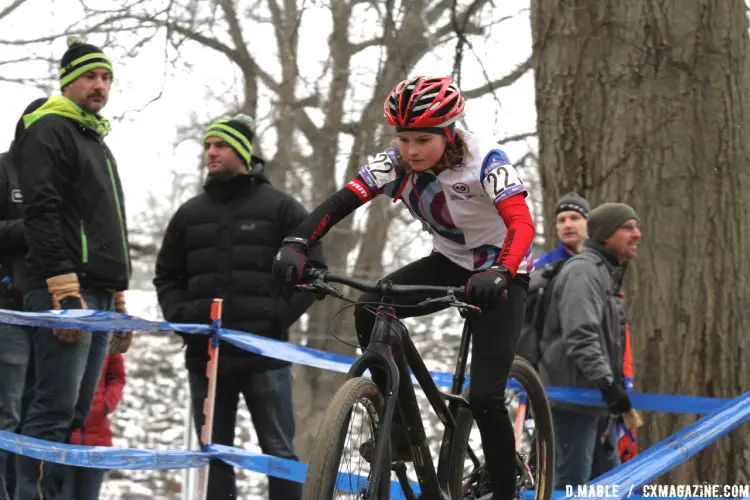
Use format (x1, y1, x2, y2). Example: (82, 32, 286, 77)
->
(59, 36, 113, 89)
(204, 114, 256, 170)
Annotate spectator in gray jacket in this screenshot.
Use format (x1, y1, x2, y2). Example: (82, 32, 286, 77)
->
(538, 202, 641, 487)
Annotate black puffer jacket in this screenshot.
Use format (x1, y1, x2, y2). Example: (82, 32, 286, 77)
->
(154, 173, 324, 374)
(0, 151, 26, 308)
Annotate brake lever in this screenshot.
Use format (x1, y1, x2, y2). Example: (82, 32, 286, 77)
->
(453, 300, 482, 313)
(297, 280, 343, 300)
(414, 295, 482, 314)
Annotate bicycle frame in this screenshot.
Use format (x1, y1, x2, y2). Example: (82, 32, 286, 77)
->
(346, 303, 474, 500)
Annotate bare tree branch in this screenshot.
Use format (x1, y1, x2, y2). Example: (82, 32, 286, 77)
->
(0, 0, 27, 21)
(349, 37, 382, 54)
(294, 108, 322, 148)
(0, 55, 55, 67)
(217, 0, 252, 66)
(497, 131, 536, 145)
(462, 56, 532, 99)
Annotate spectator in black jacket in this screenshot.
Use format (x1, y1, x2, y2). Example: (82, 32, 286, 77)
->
(12, 37, 132, 500)
(154, 114, 323, 500)
(0, 96, 46, 498)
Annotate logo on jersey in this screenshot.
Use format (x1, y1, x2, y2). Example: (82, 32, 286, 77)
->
(11, 189, 22, 203)
(449, 193, 477, 201)
(346, 178, 372, 202)
(453, 182, 469, 194)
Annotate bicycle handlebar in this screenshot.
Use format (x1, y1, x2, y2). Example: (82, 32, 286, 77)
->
(303, 268, 467, 300)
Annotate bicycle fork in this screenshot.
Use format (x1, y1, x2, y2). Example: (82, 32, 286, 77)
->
(346, 316, 401, 499)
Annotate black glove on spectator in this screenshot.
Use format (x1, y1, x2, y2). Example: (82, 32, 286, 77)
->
(600, 380, 633, 414)
(466, 266, 509, 309)
(272, 238, 310, 285)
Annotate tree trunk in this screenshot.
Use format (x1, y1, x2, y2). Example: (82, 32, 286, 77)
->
(532, 0, 750, 483)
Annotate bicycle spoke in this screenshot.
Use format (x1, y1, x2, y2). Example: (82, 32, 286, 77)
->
(333, 397, 379, 499)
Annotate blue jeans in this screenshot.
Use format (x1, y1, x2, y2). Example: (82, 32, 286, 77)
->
(552, 407, 620, 488)
(0, 322, 31, 497)
(189, 365, 301, 500)
(14, 288, 113, 500)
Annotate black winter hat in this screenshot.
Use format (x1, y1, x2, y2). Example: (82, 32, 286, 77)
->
(204, 114, 256, 170)
(555, 191, 590, 219)
(59, 36, 113, 89)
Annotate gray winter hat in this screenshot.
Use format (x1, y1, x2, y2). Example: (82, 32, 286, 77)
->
(555, 192, 590, 219)
(588, 202, 638, 242)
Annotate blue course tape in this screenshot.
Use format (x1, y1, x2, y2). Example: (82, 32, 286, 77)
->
(0, 430, 209, 470)
(0, 308, 733, 414)
(0, 431, 419, 499)
(585, 391, 750, 498)
(0, 308, 212, 336)
(205, 443, 307, 482)
(206, 444, 419, 499)
(216, 327, 730, 414)
(1, 308, 748, 499)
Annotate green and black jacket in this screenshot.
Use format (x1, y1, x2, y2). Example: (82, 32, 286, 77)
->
(14, 96, 131, 290)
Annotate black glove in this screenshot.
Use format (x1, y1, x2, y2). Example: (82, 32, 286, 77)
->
(272, 237, 310, 285)
(466, 266, 509, 308)
(600, 379, 633, 414)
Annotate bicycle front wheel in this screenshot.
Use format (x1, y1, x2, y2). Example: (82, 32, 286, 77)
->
(447, 356, 555, 500)
(302, 377, 391, 500)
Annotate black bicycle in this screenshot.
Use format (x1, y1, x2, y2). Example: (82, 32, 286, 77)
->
(299, 268, 554, 500)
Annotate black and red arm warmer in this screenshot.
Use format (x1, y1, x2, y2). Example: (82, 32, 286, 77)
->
(494, 193, 536, 276)
(290, 175, 373, 244)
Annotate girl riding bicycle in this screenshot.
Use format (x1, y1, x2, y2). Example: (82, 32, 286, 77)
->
(273, 75, 536, 500)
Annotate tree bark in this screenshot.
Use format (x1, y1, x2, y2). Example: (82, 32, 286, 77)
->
(532, 0, 750, 483)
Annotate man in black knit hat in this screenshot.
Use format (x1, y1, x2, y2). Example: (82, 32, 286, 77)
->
(534, 191, 590, 268)
(517, 192, 590, 366)
(12, 37, 131, 500)
(538, 202, 641, 487)
(154, 114, 323, 500)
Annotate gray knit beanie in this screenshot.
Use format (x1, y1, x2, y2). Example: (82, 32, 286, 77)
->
(588, 202, 638, 242)
(555, 192, 590, 219)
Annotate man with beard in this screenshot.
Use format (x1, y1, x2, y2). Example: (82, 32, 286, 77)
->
(538, 202, 641, 487)
(12, 37, 131, 499)
(154, 114, 323, 499)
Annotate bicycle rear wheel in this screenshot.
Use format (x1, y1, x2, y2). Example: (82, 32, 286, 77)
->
(302, 377, 392, 500)
(447, 356, 555, 500)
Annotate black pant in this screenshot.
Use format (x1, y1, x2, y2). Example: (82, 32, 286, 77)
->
(189, 366, 301, 500)
(353, 252, 527, 500)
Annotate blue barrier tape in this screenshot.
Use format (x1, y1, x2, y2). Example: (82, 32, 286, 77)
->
(208, 443, 421, 499)
(1, 309, 748, 499)
(0, 430, 209, 470)
(586, 391, 750, 499)
(204, 443, 307, 482)
(0, 308, 212, 336)
(0, 309, 733, 414)
(0, 430, 419, 499)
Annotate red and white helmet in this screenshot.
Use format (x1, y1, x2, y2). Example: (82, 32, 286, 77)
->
(384, 76, 465, 132)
